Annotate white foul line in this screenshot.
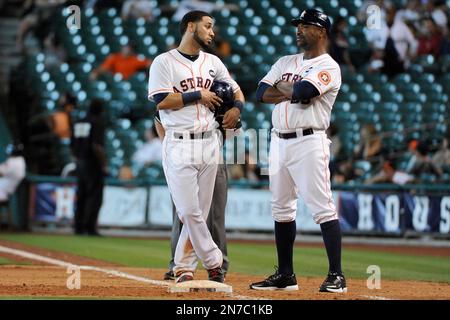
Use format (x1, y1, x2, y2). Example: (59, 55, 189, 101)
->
(360, 295, 391, 300)
(0, 245, 261, 300)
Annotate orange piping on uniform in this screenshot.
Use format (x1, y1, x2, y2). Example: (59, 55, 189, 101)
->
(168, 50, 200, 131)
(321, 135, 335, 214)
(199, 53, 208, 132)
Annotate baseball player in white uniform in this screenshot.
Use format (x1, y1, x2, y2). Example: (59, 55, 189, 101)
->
(250, 9, 347, 293)
(0, 143, 26, 202)
(147, 10, 244, 283)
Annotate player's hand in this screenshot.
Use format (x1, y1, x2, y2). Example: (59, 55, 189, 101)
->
(222, 107, 240, 129)
(200, 89, 223, 111)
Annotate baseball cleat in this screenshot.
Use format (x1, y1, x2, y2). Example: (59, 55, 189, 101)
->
(164, 270, 175, 281)
(250, 270, 298, 291)
(319, 272, 347, 293)
(207, 267, 225, 283)
(175, 271, 194, 283)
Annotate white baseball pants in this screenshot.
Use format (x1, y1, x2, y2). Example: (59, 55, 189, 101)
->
(162, 131, 223, 275)
(269, 131, 338, 224)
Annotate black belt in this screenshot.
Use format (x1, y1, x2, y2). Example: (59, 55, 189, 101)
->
(275, 128, 314, 139)
(173, 131, 213, 139)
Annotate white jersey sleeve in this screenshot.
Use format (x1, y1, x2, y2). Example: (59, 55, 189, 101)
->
(212, 56, 240, 93)
(259, 57, 285, 86)
(147, 55, 174, 102)
(301, 60, 341, 95)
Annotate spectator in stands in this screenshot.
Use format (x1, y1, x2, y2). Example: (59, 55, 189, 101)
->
(49, 92, 77, 141)
(396, 0, 421, 27)
(365, 154, 397, 184)
(118, 163, 134, 180)
(357, 0, 392, 24)
(228, 164, 244, 181)
(26, 92, 76, 150)
(171, 0, 239, 22)
(425, 0, 448, 30)
(440, 21, 450, 55)
(365, 4, 418, 77)
(42, 32, 67, 71)
(417, 17, 443, 57)
(90, 43, 152, 80)
(383, 5, 418, 77)
(329, 17, 356, 73)
(432, 130, 450, 172)
(48, 92, 76, 142)
(16, 0, 67, 52)
(354, 124, 382, 162)
(366, 49, 385, 73)
(0, 143, 26, 203)
(363, 148, 415, 184)
(327, 123, 343, 180)
(406, 140, 443, 180)
(328, 123, 342, 161)
(212, 28, 232, 59)
(228, 151, 261, 183)
(332, 158, 362, 183)
(132, 126, 162, 167)
(121, 0, 155, 22)
(243, 150, 262, 183)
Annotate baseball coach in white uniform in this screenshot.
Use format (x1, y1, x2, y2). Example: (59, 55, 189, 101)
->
(250, 9, 347, 293)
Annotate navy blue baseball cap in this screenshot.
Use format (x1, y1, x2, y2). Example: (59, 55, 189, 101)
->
(291, 9, 331, 35)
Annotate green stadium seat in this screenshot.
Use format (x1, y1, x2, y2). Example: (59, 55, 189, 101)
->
(441, 55, 450, 73)
(415, 55, 440, 73)
(402, 91, 427, 103)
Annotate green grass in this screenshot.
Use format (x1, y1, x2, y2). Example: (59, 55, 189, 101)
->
(0, 257, 14, 265)
(0, 256, 30, 266)
(0, 233, 449, 283)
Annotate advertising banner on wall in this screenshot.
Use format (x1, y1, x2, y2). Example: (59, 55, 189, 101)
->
(98, 186, 148, 226)
(30, 182, 450, 234)
(31, 183, 147, 227)
(147, 186, 322, 232)
(339, 192, 450, 234)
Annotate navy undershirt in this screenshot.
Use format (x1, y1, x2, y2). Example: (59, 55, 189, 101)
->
(256, 81, 320, 102)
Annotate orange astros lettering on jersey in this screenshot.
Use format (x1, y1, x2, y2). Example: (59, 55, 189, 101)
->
(179, 77, 213, 92)
(318, 71, 331, 85)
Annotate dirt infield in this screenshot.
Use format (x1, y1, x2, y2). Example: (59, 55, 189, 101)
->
(0, 240, 449, 300)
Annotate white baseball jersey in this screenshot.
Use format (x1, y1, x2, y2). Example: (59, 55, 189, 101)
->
(148, 49, 240, 132)
(0, 156, 26, 202)
(260, 53, 341, 131)
(263, 53, 340, 225)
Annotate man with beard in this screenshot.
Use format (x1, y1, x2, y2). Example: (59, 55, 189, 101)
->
(147, 10, 244, 283)
(250, 9, 346, 293)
